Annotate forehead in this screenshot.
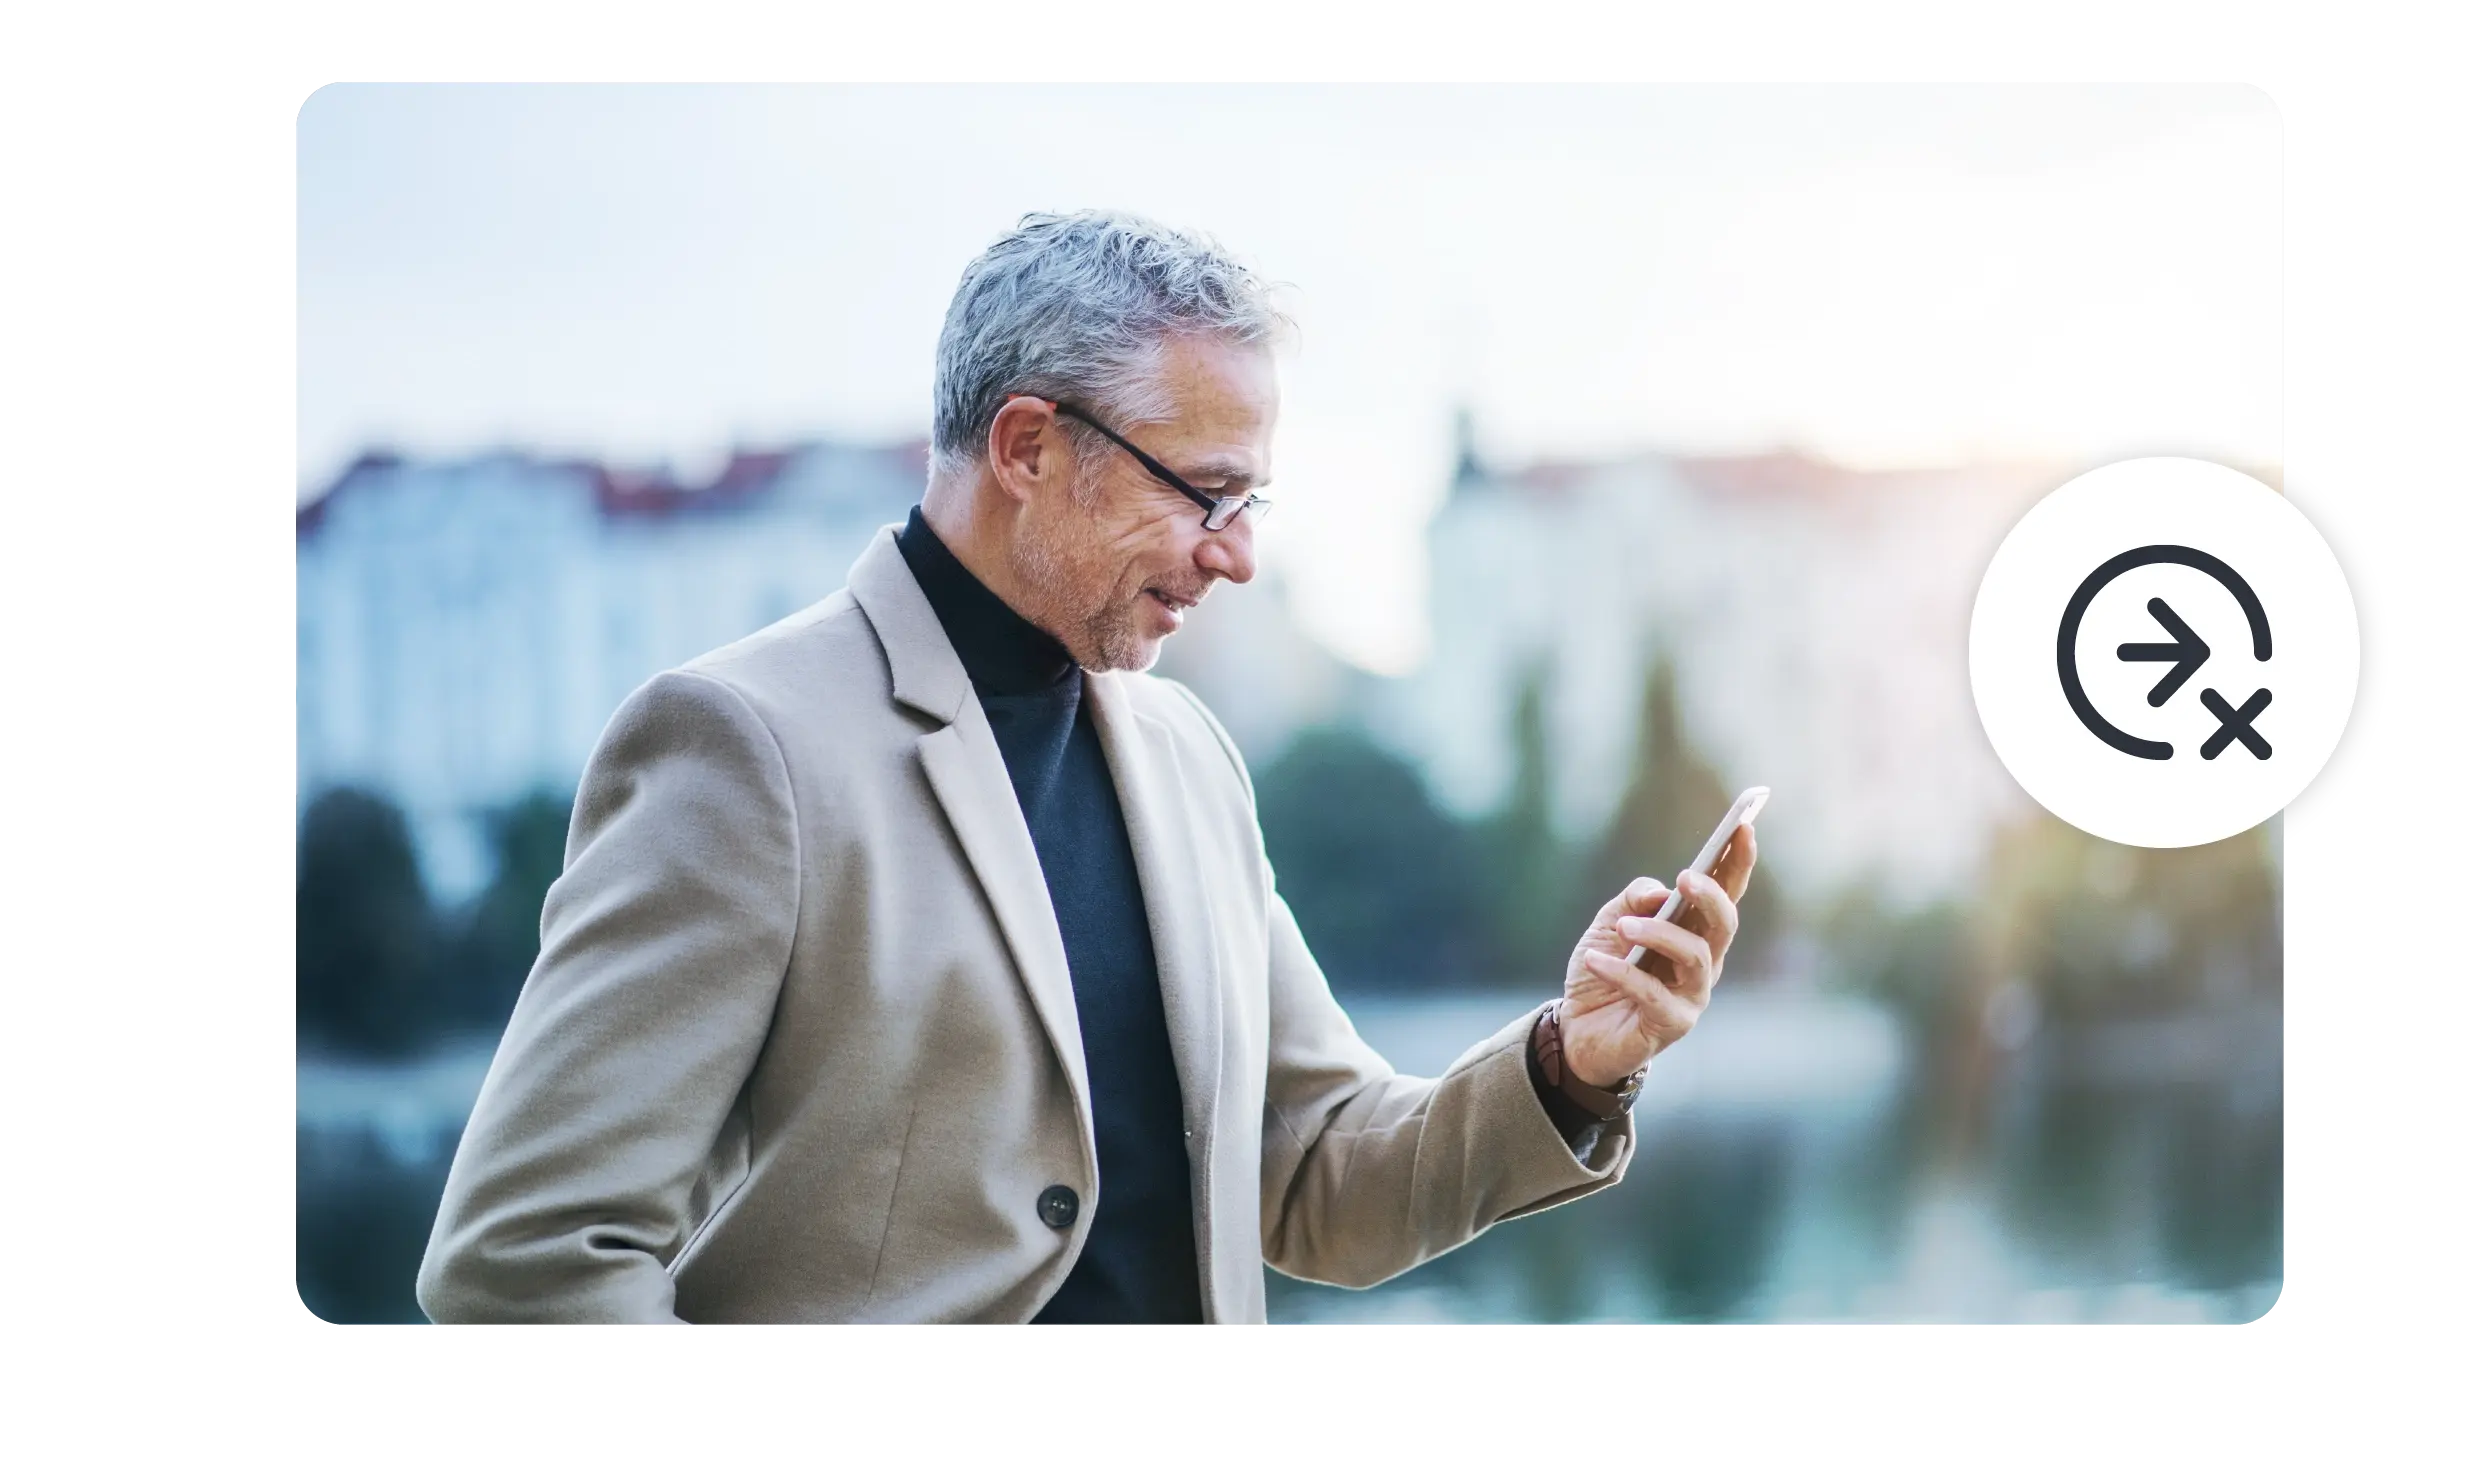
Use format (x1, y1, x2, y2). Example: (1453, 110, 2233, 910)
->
(1140, 334, 1278, 485)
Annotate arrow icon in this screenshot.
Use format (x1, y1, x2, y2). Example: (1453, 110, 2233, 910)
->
(2114, 597, 2211, 707)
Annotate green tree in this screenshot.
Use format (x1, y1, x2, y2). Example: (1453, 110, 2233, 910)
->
(1581, 655, 1783, 966)
(1978, 813, 2279, 1022)
(1254, 727, 1491, 989)
(1819, 886, 1981, 1034)
(1475, 657, 1583, 982)
(297, 787, 442, 1056)
(445, 791, 573, 1031)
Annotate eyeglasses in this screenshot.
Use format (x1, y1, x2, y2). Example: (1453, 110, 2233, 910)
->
(1043, 399, 1272, 533)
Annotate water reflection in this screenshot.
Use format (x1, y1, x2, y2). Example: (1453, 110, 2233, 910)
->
(1641, 1119, 1795, 1320)
(297, 986, 2280, 1324)
(298, 1126, 454, 1324)
(2155, 1087, 2284, 1297)
(1265, 986, 2281, 1323)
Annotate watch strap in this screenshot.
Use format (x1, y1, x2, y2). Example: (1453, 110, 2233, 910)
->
(1530, 1000, 1645, 1121)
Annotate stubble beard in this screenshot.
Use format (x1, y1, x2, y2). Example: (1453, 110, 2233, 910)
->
(1008, 498, 1163, 674)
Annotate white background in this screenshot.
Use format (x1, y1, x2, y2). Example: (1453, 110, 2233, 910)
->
(2, 2, 2483, 1473)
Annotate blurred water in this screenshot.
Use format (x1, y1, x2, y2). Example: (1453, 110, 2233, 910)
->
(1267, 985, 2280, 1323)
(296, 1037, 496, 1323)
(295, 987, 2279, 1323)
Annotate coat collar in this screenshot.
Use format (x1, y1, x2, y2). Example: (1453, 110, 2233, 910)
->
(845, 524, 1226, 1207)
(1085, 666, 1227, 1175)
(846, 523, 976, 727)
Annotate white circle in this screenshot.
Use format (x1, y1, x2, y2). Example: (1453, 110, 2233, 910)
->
(1968, 457, 2358, 848)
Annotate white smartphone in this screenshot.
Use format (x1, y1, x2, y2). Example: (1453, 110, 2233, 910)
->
(1621, 785, 1769, 972)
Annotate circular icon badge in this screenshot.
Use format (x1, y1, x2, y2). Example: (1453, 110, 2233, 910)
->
(1968, 457, 2358, 848)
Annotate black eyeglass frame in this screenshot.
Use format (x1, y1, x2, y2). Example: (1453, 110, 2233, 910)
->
(1039, 398, 1271, 533)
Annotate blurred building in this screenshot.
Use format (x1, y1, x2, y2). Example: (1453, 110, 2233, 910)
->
(1376, 418, 2067, 903)
(296, 439, 1359, 900)
(297, 443, 928, 897)
(301, 420, 2093, 907)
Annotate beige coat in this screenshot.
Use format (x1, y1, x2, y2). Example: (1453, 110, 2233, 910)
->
(417, 525, 1632, 1322)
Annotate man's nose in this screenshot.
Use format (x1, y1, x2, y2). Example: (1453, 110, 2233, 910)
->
(1195, 519, 1257, 586)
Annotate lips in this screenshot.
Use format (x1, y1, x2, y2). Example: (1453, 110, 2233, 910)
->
(1143, 586, 1200, 632)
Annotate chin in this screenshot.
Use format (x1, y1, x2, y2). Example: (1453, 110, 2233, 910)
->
(1084, 623, 1165, 674)
(1097, 637, 1165, 673)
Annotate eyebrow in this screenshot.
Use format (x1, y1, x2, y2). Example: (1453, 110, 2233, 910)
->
(1178, 456, 1266, 490)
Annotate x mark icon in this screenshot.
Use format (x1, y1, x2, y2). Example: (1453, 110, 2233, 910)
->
(2198, 687, 2273, 760)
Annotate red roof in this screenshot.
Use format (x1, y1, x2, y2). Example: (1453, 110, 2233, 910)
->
(297, 440, 927, 540)
(296, 452, 404, 538)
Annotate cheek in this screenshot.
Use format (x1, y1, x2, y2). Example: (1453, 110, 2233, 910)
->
(1149, 519, 1206, 574)
(1109, 518, 1193, 583)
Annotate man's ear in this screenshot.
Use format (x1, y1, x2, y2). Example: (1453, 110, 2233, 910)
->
(987, 395, 1060, 508)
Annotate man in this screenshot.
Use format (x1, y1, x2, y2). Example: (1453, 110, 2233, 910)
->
(417, 209, 1757, 1323)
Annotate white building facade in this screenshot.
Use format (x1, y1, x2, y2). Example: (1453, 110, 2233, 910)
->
(1377, 433, 2067, 905)
(297, 443, 928, 898)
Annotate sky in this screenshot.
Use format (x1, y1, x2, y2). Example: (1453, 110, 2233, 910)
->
(299, 84, 2281, 673)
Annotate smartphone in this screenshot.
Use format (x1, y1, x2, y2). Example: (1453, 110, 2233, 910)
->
(1621, 785, 1770, 972)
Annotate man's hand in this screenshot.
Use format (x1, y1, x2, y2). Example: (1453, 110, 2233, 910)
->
(1558, 822, 1758, 1088)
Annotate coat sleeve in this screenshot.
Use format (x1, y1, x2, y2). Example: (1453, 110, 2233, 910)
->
(1255, 882, 1633, 1290)
(1155, 682, 1633, 1293)
(416, 669, 801, 1323)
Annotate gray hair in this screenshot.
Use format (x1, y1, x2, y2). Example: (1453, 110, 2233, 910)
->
(930, 210, 1289, 481)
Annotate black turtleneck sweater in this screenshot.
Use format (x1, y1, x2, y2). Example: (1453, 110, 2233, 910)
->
(896, 507, 1204, 1324)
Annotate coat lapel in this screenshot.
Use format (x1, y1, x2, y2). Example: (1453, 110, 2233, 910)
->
(845, 527, 1094, 1152)
(1086, 670, 1226, 1155)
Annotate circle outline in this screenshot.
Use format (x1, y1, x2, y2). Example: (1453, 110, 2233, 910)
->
(2054, 543, 2274, 760)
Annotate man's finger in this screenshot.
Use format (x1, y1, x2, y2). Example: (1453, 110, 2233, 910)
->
(1617, 912, 1712, 1003)
(1671, 868, 1740, 961)
(1600, 876, 1670, 934)
(1586, 949, 1693, 1032)
(1710, 822, 1759, 902)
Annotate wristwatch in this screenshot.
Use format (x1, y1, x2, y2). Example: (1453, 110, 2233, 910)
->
(1531, 1000, 1645, 1120)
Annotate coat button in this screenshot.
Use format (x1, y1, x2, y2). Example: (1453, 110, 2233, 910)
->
(1036, 1184, 1080, 1230)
